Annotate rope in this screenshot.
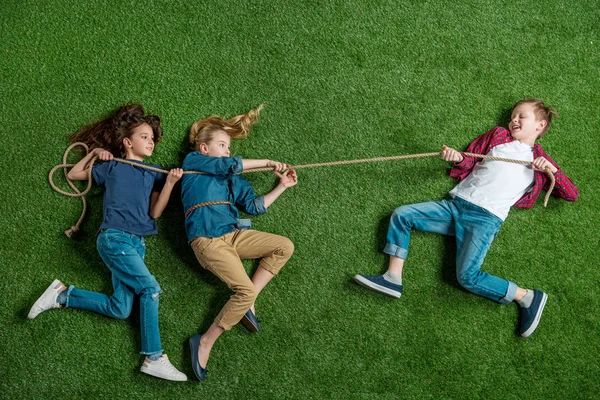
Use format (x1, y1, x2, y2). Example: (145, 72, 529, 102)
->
(243, 151, 555, 206)
(184, 201, 231, 218)
(49, 143, 556, 237)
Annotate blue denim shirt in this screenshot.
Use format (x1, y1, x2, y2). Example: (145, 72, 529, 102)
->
(181, 152, 267, 241)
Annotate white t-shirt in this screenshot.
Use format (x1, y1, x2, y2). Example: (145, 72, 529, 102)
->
(449, 141, 535, 221)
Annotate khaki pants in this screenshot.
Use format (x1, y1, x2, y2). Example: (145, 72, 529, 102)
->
(190, 230, 294, 330)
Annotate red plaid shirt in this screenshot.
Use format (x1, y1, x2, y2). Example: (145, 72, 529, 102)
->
(449, 126, 578, 208)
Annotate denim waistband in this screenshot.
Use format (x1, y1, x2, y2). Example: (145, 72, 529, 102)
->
(452, 197, 503, 224)
(98, 228, 144, 239)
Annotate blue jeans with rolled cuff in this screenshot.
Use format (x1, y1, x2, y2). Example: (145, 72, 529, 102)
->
(65, 229, 163, 357)
(384, 197, 517, 304)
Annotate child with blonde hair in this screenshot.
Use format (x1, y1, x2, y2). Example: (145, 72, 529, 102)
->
(181, 105, 297, 381)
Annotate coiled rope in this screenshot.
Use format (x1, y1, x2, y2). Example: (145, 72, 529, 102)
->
(49, 143, 555, 237)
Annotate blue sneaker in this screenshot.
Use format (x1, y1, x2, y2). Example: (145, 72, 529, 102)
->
(519, 290, 548, 337)
(354, 274, 402, 298)
(241, 309, 260, 333)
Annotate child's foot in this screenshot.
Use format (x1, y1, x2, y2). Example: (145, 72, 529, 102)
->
(27, 279, 66, 319)
(189, 334, 208, 381)
(140, 354, 187, 381)
(241, 309, 260, 333)
(354, 274, 403, 298)
(519, 289, 548, 337)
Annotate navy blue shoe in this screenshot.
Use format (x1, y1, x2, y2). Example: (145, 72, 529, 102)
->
(519, 290, 548, 337)
(188, 334, 208, 381)
(241, 309, 260, 333)
(354, 274, 403, 298)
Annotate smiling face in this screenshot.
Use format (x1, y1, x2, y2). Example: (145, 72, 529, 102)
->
(199, 130, 231, 158)
(123, 123, 155, 160)
(508, 103, 547, 146)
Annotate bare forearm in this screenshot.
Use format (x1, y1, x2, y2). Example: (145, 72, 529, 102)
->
(67, 152, 97, 181)
(263, 184, 287, 208)
(242, 159, 269, 171)
(149, 183, 175, 219)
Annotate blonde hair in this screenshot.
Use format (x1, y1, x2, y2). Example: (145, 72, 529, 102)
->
(189, 105, 263, 150)
(512, 98, 558, 138)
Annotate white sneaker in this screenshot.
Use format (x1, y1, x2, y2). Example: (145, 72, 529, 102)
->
(141, 354, 187, 382)
(28, 279, 65, 319)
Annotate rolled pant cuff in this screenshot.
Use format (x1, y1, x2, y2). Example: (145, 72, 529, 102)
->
(259, 260, 280, 275)
(215, 317, 234, 331)
(383, 243, 408, 259)
(64, 285, 75, 308)
(140, 349, 164, 357)
(499, 281, 518, 304)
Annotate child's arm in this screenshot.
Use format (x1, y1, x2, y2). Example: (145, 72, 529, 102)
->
(242, 159, 288, 172)
(233, 169, 298, 214)
(149, 169, 184, 219)
(67, 148, 113, 181)
(447, 127, 504, 181)
(533, 153, 578, 202)
(263, 169, 298, 208)
(184, 152, 243, 175)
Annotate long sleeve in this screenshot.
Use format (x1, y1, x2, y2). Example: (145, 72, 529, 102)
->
(183, 152, 243, 176)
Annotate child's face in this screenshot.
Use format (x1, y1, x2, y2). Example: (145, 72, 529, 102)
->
(509, 103, 546, 144)
(202, 130, 231, 158)
(124, 123, 155, 160)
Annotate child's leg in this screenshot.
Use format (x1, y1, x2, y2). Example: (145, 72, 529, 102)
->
(355, 200, 455, 297)
(233, 230, 294, 311)
(453, 202, 517, 304)
(95, 230, 163, 357)
(384, 200, 456, 266)
(190, 233, 258, 330)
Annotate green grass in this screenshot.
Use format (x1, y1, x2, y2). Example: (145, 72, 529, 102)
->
(1, 0, 599, 398)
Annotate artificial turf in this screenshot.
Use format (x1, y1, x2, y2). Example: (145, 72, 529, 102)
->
(1, 0, 598, 398)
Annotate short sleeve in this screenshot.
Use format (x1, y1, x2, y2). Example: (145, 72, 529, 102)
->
(92, 161, 114, 185)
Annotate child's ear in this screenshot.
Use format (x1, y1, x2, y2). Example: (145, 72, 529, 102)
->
(199, 142, 209, 154)
(123, 137, 132, 149)
(537, 119, 547, 132)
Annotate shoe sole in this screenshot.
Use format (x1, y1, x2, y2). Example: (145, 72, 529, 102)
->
(241, 314, 259, 333)
(521, 292, 548, 338)
(354, 275, 401, 298)
(141, 364, 187, 382)
(27, 279, 62, 319)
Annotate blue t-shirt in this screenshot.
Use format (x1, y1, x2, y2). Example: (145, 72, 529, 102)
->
(181, 152, 267, 241)
(93, 160, 166, 236)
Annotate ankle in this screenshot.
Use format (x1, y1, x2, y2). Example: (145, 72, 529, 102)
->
(56, 288, 68, 305)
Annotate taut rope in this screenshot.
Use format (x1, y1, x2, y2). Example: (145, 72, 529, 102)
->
(49, 143, 555, 237)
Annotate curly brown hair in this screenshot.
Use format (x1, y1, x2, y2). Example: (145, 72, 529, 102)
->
(69, 104, 162, 157)
(189, 104, 263, 150)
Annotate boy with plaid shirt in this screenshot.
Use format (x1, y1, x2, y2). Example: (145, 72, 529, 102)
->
(355, 99, 578, 337)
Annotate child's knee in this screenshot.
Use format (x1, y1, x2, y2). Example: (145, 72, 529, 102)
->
(456, 272, 477, 292)
(139, 282, 162, 302)
(390, 206, 412, 227)
(236, 283, 257, 304)
(279, 238, 294, 260)
(109, 300, 134, 319)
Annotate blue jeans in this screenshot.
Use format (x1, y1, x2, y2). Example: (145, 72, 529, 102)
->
(65, 229, 163, 356)
(384, 197, 517, 304)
